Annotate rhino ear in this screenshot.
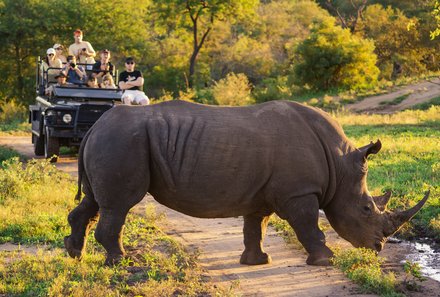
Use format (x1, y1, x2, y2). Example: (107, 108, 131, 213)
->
(358, 139, 382, 160)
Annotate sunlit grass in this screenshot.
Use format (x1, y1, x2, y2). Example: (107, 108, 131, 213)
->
(332, 248, 403, 297)
(0, 158, 234, 296)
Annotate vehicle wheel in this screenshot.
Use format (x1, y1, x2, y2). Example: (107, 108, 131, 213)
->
(44, 127, 60, 163)
(33, 134, 44, 156)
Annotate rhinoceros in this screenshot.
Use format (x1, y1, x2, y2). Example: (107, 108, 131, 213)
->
(64, 100, 429, 266)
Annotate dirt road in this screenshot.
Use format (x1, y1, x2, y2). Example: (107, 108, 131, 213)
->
(347, 78, 440, 113)
(1, 136, 439, 296)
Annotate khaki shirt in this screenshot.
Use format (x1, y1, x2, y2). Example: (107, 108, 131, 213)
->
(40, 59, 63, 82)
(68, 41, 96, 64)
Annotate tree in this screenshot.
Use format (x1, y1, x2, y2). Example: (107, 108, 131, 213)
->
(153, 0, 258, 88)
(316, 0, 368, 33)
(294, 18, 379, 91)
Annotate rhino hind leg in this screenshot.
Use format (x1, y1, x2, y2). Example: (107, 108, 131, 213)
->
(94, 208, 129, 266)
(240, 213, 272, 265)
(281, 195, 333, 266)
(65, 195, 99, 260)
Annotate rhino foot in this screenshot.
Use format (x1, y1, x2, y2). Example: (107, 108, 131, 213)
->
(104, 253, 124, 266)
(240, 250, 272, 265)
(64, 236, 83, 259)
(306, 250, 334, 266)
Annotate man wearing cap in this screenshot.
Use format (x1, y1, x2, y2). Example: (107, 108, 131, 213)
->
(92, 49, 114, 83)
(119, 57, 150, 105)
(45, 72, 70, 95)
(68, 29, 96, 66)
(53, 44, 67, 63)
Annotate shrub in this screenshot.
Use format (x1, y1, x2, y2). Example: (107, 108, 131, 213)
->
(294, 17, 379, 91)
(212, 72, 254, 106)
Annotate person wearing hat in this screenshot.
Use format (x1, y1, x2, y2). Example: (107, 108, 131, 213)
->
(118, 57, 150, 105)
(68, 29, 96, 66)
(45, 72, 70, 95)
(53, 43, 67, 63)
(92, 49, 114, 83)
(40, 48, 63, 83)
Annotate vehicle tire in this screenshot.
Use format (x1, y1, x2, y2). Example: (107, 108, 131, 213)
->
(33, 134, 44, 156)
(44, 127, 60, 163)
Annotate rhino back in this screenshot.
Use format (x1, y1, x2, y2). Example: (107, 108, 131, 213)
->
(145, 101, 342, 218)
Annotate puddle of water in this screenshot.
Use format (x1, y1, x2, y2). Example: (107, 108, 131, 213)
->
(402, 239, 440, 282)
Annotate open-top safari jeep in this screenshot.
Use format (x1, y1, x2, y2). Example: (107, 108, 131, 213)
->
(29, 58, 122, 162)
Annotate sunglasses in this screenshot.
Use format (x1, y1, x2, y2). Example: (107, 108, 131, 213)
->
(126, 62, 134, 65)
(48, 54, 54, 56)
(56, 48, 63, 50)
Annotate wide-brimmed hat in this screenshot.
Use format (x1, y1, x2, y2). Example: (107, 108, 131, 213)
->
(46, 48, 56, 55)
(55, 72, 67, 79)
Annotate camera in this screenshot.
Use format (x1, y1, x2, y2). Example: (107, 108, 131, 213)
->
(70, 62, 76, 68)
(82, 48, 86, 51)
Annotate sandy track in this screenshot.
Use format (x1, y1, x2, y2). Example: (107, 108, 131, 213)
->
(1, 136, 439, 296)
(347, 78, 440, 113)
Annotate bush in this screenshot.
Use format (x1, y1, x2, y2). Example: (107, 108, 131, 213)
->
(294, 17, 379, 91)
(212, 72, 254, 106)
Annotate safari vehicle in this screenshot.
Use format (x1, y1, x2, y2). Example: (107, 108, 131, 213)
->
(29, 58, 122, 162)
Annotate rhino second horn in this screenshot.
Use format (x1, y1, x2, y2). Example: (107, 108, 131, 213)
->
(386, 191, 430, 236)
(373, 191, 392, 211)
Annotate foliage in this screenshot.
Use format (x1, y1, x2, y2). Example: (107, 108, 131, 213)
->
(358, 4, 429, 79)
(332, 248, 403, 297)
(403, 260, 426, 291)
(0, 158, 76, 245)
(0, 146, 21, 165)
(294, 18, 379, 91)
(212, 72, 254, 106)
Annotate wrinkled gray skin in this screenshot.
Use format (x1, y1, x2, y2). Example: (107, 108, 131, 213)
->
(65, 100, 429, 266)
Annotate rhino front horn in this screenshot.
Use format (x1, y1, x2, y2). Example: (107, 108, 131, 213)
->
(386, 191, 430, 236)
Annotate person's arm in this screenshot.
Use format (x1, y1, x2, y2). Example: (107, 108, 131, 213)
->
(74, 66, 86, 79)
(81, 42, 96, 58)
(125, 76, 144, 87)
(119, 81, 129, 90)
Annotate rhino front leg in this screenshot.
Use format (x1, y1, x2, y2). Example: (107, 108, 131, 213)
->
(64, 195, 99, 259)
(94, 208, 129, 266)
(240, 213, 272, 265)
(281, 195, 333, 266)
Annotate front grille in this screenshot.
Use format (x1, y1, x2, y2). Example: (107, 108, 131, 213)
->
(77, 104, 112, 124)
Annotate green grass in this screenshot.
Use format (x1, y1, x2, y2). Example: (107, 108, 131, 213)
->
(410, 96, 440, 110)
(379, 93, 411, 106)
(332, 248, 403, 297)
(0, 157, 235, 296)
(0, 146, 22, 165)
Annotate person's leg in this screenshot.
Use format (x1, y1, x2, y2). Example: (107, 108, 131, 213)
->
(122, 92, 134, 105)
(134, 91, 150, 105)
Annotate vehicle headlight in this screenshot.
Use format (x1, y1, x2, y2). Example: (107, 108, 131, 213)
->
(62, 113, 72, 123)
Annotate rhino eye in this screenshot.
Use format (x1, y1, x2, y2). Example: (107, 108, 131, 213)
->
(362, 205, 372, 215)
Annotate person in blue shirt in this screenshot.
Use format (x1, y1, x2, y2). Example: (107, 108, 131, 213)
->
(62, 55, 86, 85)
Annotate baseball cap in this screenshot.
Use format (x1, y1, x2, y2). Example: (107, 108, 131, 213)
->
(125, 57, 135, 63)
(74, 29, 83, 36)
(53, 44, 63, 49)
(46, 48, 56, 55)
(101, 49, 110, 54)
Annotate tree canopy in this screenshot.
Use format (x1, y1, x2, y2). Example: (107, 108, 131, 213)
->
(0, 0, 439, 106)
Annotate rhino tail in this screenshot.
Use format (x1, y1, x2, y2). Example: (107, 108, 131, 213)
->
(75, 129, 92, 202)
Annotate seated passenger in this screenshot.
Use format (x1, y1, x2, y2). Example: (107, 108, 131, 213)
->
(101, 73, 116, 89)
(119, 57, 149, 105)
(62, 55, 86, 85)
(45, 72, 70, 95)
(92, 49, 114, 83)
(86, 75, 99, 88)
(53, 43, 67, 63)
(40, 48, 63, 83)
